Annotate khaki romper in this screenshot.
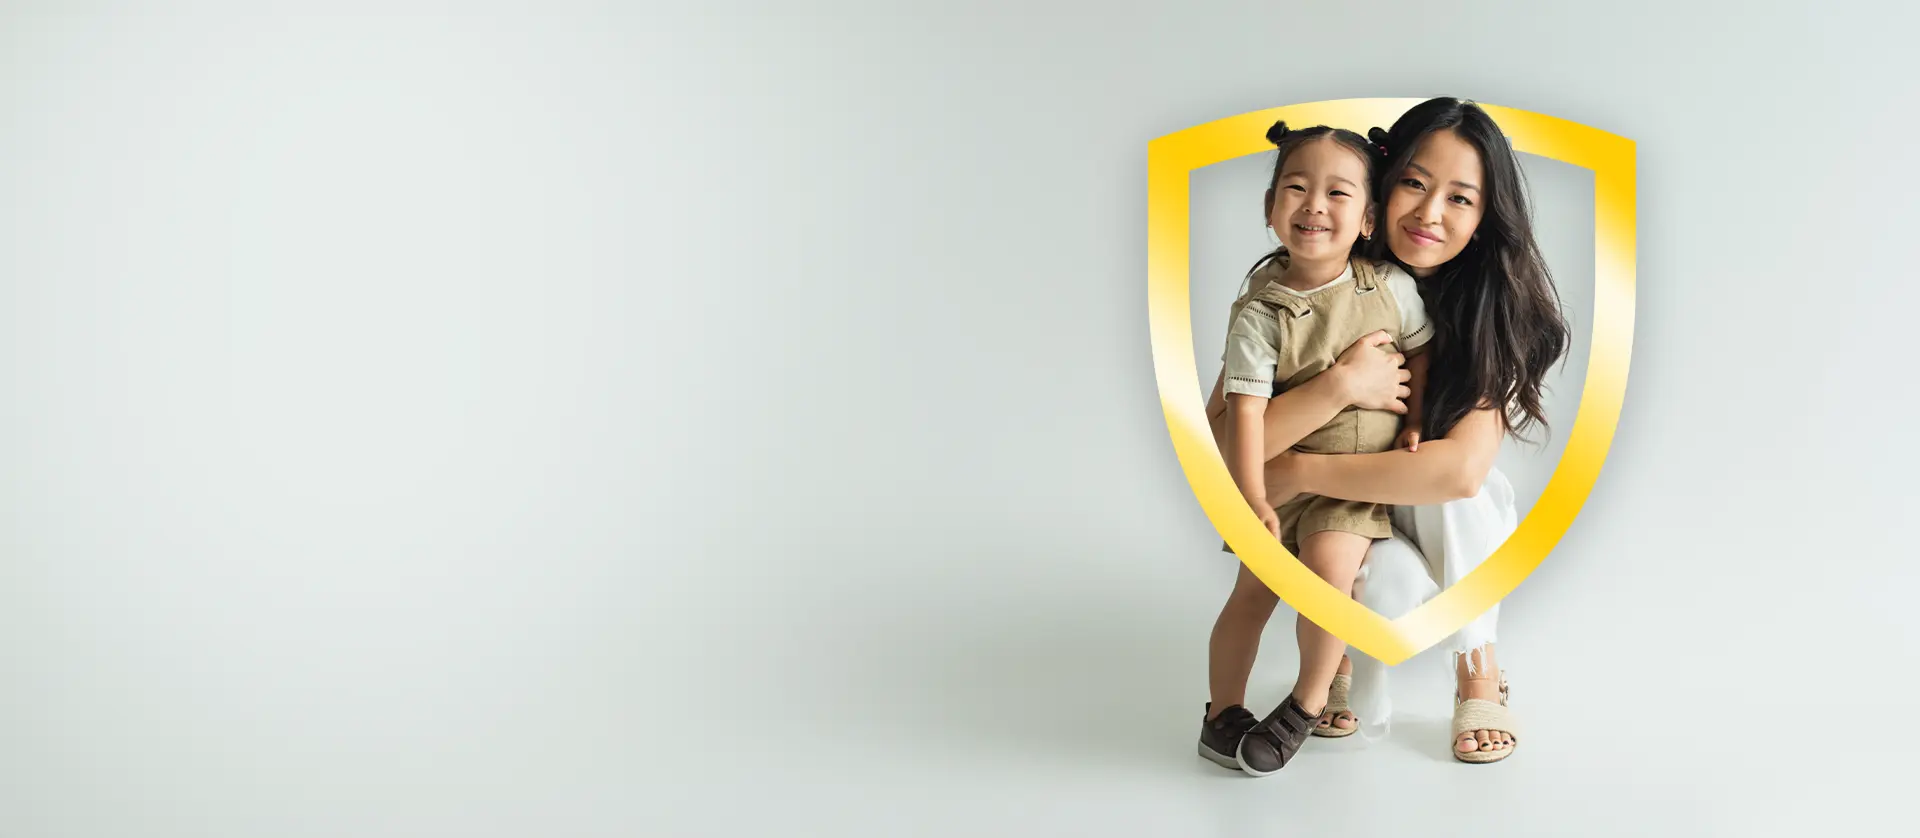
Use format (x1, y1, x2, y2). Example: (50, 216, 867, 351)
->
(1218, 254, 1431, 556)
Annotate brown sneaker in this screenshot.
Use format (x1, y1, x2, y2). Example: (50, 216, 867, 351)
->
(1235, 695, 1316, 777)
(1197, 703, 1260, 770)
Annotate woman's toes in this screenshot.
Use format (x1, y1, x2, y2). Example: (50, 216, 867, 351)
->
(1316, 711, 1356, 732)
(1457, 734, 1479, 754)
(1476, 731, 1495, 751)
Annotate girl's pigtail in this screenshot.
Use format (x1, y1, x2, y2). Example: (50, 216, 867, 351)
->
(1367, 126, 1392, 162)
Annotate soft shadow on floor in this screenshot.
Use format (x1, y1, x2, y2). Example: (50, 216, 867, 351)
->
(786, 567, 1230, 774)
(777, 558, 1481, 778)
(1379, 714, 1461, 765)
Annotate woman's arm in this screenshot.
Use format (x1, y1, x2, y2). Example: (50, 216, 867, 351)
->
(1206, 369, 1355, 462)
(1205, 329, 1411, 461)
(1272, 406, 1505, 506)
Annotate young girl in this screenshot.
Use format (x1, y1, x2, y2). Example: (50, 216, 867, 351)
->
(1196, 121, 1435, 777)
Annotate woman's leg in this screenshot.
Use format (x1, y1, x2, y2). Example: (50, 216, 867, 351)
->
(1313, 654, 1356, 733)
(1346, 529, 1440, 734)
(1455, 644, 1512, 755)
(1207, 562, 1279, 717)
(1404, 467, 1519, 756)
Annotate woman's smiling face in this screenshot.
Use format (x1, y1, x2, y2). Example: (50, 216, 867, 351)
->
(1383, 128, 1486, 277)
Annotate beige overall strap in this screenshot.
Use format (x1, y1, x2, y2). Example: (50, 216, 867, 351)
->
(1248, 282, 1314, 319)
(1350, 258, 1380, 294)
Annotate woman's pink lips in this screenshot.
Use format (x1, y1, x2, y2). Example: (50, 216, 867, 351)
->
(1403, 227, 1443, 246)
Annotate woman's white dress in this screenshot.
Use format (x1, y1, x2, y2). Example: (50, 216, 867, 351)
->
(1345, 466, 1518, 736)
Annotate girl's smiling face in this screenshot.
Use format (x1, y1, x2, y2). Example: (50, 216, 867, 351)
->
(1265, 137, 1374, 264)
(1384, 128, 1487, 276)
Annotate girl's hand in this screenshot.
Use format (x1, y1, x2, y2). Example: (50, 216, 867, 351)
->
(1332, 331, 1411, 413)
(1395, 427, 1422, 452)
(1257, 504, 1281, 539)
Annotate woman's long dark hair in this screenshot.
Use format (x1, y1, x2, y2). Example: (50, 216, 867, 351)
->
(1367, 98, 1571, 443)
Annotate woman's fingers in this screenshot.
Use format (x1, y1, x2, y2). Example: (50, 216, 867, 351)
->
(1339, 330, 1396, 364)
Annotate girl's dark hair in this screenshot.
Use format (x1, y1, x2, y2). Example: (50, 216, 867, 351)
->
(1245, 121, 1389, 278)
(1365, 98, 1571, 444)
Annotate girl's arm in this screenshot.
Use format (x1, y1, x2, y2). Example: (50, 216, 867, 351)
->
(1272, 406, 1505, 506)
(1227, 395, 1281, 535)
(1403, 352, 1430, 445)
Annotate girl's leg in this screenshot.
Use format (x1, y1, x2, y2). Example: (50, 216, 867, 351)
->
(1289, 530, 1371, 716)
(1231, 530, 1369, 777)
(1207, 562, 1279, 717)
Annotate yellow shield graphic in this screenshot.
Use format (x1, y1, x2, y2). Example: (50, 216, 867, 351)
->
(1148, 98, 1635, 665)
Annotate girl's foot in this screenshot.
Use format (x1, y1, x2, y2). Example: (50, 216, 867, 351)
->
(1236, 694, 1319, 776)
(1454, 674, 1515, 756)
(1197, 703, 1261, 770)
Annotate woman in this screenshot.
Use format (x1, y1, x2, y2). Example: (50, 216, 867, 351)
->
(1204, 97, 1570, 763)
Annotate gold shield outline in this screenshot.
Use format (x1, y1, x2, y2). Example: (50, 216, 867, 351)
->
(1147, 98, 1635, 664)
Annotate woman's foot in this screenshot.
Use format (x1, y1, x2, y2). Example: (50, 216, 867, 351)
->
(1313, 655, 1358, 736)
(1453, 646, 1513, 757)
(1454, 676, 1514, 755)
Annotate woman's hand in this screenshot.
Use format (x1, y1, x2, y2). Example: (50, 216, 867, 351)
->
(1330, 331, 1411, 413)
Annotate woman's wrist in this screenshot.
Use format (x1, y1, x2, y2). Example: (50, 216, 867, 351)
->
(1322, 364, 1359, 407)
(1288, 452, 1321, 497)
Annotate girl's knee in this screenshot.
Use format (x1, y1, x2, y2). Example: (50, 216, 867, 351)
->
(1314, 568, 1360, 596)
(1298, 532, 1369, 592)
(1301, 560, 1358, 595)
(1228, 565, 1279, 607)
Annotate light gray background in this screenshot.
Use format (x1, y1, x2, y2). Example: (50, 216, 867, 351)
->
(2, 3, 1916, 837)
